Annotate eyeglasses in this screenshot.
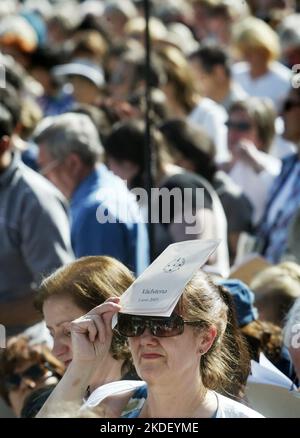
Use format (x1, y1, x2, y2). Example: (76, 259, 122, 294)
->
(225, 120, 253, 132)
(282, 99, 300, 112)
(5, 363, 55, 392)
(116, 313, 204, 338)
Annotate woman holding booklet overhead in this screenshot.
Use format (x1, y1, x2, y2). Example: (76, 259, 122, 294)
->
(37, 240, 264, 418)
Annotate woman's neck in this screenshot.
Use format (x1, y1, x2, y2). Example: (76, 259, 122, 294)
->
(89, 357, 124, 392)
(249, 61, 269, 79)
(140, 376, 217, 418)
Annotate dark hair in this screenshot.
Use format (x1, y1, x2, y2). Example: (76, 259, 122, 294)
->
(189, 44, 231, 77)
(241, 320, 283, 365)
(178, 271, 250, 399)
(21, 384, 56, 418)
(159, 118, 217, 182)
(0, 85, 21, 129)
(35, 256, 135, 375)
(29, 46, 69, 71)
(0, 104, 14, 138)
(105, 119, 170, 189)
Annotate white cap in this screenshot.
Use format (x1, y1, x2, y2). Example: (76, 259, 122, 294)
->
(53, 59, 105, 88)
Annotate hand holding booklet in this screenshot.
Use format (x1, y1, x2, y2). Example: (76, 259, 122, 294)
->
(112, 239, 220, 328)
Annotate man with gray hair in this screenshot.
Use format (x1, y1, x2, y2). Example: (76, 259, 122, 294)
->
(34, 112, 149, 275)
(0, 102, 74, 337)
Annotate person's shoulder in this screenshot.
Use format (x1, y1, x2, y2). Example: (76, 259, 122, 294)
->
(193, 98, 227, 119)
(216, 393, 264, 418)
(269, 61, 291, 81)
(17, 162, 67, 206)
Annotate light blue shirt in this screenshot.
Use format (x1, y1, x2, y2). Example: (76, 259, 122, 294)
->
(70, 164, 149, 275)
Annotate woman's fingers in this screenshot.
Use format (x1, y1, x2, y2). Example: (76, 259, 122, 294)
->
(90, 314, 107, 345)
(71, 316, 98, 342)
(87, 301, 121, 318)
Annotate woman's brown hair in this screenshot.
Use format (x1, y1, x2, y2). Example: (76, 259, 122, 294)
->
(178, 271, 250, 399)
(0, 336, 64, 404)
(35, 256, 135, 374)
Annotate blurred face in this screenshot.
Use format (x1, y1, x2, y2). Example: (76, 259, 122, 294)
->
(107, 156, 139, 186)
(189, 59, 216, 97)
(172, 149, 196, 173)
(7, 360, 58, 417)
(241, 46, 270, 68)
(108, 61, 135, 100)
(282, 90, 300, 146)
(70, 76, 101, 105)
(227, 109, 259, 156)
(43, 296, 85, 367)
(38, 144, 77, 199)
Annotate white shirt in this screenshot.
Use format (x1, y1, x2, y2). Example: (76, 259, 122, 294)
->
(232, 61, 291, 111)
(188, 97, 229, 164)
(83, 381, 264, 418)
(229, 152, 281, 224)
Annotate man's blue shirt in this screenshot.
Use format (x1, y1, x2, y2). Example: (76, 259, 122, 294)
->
(70, 164, 149, 275)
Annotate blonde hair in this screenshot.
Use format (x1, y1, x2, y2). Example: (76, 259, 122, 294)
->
(125, 17, 168, 43)
(233, 16, 280, 62)
(250, 262, 300, 326)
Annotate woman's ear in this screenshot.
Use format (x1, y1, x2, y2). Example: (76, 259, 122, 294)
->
(197, 325, 217, 355)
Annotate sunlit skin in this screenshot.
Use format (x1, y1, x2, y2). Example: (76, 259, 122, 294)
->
(70, 76, 101, 106)
(38, 144, 91, 199)
(126, 323, 218, 417)
(43, 296, 124, 393)
(43, 296, 84, 367)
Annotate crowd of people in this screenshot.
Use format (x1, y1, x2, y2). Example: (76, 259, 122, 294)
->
(0, 0, 300, 418)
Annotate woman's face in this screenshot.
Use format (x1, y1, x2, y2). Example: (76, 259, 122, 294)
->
(43, 296, 85, 367)
(227, 109, 259, 156)
(128, 321, 216, 386)
(8, 360, 58, 417)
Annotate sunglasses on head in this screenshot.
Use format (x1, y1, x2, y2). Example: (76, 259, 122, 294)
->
(282, 99, 300, 112)
(116, 313, 204, 338)
(225, 120, 253, 132)
(5, 363, 55, 392)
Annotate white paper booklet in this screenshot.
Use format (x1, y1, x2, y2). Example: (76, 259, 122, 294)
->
(246, 353, 300, 418)
(112, 239, 220, 328)
(248, 353, 297, 390)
